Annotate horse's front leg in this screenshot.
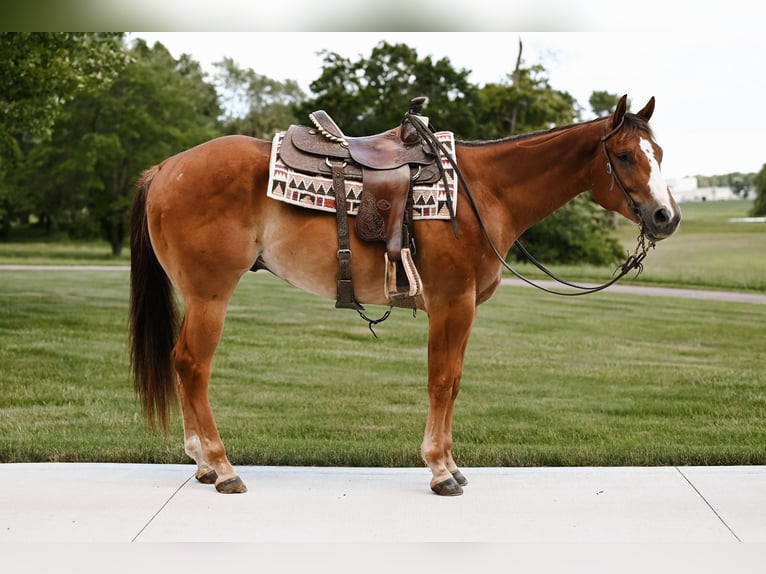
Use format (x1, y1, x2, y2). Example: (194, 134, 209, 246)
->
(422, 297, 476, 496)
(173, 297, 246, 494)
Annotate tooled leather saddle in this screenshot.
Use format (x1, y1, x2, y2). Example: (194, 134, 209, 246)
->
(277, 96, 448, 311)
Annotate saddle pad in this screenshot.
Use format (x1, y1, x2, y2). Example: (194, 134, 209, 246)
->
(267, 130, 458, 220)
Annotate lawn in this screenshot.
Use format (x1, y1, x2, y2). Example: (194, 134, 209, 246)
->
(1, 265, 763, 467)
(1, 198, 763, 466)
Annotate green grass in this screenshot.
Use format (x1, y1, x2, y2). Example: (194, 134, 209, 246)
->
(1, 268, 764, 466)
(1, 198, 763, 466)
(0, 240, 129, 266)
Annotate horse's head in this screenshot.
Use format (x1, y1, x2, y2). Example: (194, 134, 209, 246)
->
(591, 95, 681, 242)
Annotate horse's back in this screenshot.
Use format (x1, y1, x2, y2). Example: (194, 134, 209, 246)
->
(153, 134, 271, 197)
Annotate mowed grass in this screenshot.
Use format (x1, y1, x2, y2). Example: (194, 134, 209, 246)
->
(1, 266, 763, 467)
(0, 240, 130, 266)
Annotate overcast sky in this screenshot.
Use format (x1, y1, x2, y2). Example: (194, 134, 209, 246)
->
(132, 23, 765, 180)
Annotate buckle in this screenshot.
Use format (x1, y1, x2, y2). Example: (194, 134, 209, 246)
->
(337, 249, 352, 259)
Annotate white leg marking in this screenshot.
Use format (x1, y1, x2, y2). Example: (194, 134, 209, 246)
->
(184, 434, 204, 462)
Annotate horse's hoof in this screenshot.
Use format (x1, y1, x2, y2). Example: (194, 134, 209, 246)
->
(431, 476, 464, 496)
(196, 469, 218, 484)
(215, 476, 248, 494)
(451, 469, 468, 487)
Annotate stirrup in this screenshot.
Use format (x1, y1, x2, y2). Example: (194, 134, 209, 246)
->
(384, 248, 422, 300)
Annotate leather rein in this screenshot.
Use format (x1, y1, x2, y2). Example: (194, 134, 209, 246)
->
(406, 112, 655, 297)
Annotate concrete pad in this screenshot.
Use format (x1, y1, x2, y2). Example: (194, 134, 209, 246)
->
(138, 466, 737, 542)
(1, 463, 763, 543)
(0, 463, 192, 542)
(679, 466, 766, 542)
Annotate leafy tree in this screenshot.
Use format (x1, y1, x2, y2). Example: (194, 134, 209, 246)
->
(0, 32, 126, 237)
(11, 39, 222, 254)
(730, 174, 753, 199)
(299, 41, 480, 138)
(751, 164, 766, 216)
(697, 172, 754, 198)
(589, 91, 623, 117)
(475, 40, 579, 137)
(472, 41, 620, 264)
(0, 33, 125, 150)
(511, 194, 624, 265)
(214, 57, 306, 139)
(300, 38, 621, 266)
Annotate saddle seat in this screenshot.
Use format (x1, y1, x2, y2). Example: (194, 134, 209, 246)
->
(305, 108, 431, 170)
(279, 111, 441, 184)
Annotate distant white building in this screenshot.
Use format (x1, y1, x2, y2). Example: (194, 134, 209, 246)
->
(666, 176, 737, 202)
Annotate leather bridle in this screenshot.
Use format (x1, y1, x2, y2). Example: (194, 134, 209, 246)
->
(407, 112, 655, 297)
(601, 117, 642, 222)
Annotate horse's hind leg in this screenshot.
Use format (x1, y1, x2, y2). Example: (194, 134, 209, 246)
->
(173, 295, 247, 493)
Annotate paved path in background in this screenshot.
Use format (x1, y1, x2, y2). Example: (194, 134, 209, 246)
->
(500, 278, 766, 304)
(2, 265, 765, 305)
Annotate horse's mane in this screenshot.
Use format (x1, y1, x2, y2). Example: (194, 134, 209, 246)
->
(456, 113, 653, 147)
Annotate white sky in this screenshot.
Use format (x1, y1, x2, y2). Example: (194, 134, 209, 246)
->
(131, 25, 766, 180)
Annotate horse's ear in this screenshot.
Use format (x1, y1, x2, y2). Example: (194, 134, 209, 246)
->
(610, 95, 628, 129)
(636, 97, 655, 121)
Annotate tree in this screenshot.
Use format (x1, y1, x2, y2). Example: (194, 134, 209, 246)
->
(751, 164, 766, 216)
(0, 32, 126, 237)
(214, 57, 306, 139)
(589, 91, 623, 117)
(0, 33, 125, 149)
(476, 40, 579, 138)
(11, 39, 223, 255)
(299, 41, 480, 138)
(511, 194, 624, 265)
(470, 40, 621, 264)
(300, 38, 622, 266)
(697, 172, 755, 199)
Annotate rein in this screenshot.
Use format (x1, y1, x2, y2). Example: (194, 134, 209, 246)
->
(406, 112, 655, 297)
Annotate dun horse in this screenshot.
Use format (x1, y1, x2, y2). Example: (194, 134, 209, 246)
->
(129, 95, 680, 495)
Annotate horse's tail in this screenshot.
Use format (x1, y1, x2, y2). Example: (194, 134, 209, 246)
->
(128, 166, 180, 434)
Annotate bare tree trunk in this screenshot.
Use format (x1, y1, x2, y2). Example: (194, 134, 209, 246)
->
(509, 37, 523, 136)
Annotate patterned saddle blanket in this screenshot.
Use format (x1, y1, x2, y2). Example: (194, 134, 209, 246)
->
(266, 130, 458, 220)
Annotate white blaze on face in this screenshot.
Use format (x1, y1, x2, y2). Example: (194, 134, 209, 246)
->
(639, 137, 674, 209)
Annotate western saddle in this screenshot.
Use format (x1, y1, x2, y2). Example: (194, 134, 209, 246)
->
(277, 96, 451, 312)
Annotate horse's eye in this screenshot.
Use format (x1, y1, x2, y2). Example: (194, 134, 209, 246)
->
(615, 152, 632, 163)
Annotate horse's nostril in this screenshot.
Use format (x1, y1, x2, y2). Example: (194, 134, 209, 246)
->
(654, 207, 670, 224)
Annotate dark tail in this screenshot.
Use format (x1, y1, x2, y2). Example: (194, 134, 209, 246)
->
(128, 166, 180, 433)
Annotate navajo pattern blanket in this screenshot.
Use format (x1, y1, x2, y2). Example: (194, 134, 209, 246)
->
(267, 130, 458, 219)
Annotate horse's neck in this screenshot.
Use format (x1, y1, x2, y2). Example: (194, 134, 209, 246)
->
(458, 120, 603, 240)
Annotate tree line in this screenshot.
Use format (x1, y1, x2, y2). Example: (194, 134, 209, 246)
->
(3, 33, 761, 261)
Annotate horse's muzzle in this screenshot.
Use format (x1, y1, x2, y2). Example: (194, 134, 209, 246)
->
(641, 200, 682, 242)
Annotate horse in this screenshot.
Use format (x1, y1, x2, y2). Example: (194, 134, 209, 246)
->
(129, 94, 681, 496)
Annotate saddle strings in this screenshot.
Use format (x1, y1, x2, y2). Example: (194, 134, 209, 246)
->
(357, 306, 392, 338)
(405, 112, 654, 297)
